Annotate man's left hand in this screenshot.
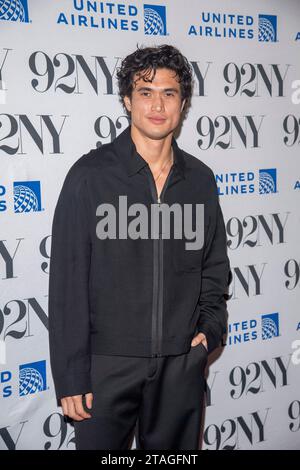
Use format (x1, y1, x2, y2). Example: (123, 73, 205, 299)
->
(191, 332, 208, 351)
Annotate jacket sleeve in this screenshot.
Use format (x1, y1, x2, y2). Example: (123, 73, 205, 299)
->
(48, 163, 92, 401)
(197, 172, 230, 354)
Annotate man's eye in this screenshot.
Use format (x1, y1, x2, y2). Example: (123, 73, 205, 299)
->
(141, 92, 151, 96)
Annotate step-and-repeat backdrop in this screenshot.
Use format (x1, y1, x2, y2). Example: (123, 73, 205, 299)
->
(1, 0, 300, 450)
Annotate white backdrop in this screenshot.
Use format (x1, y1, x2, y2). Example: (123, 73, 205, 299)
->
(1, 0, 300, 450)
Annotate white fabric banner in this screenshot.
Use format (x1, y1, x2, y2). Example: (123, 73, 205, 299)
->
(0, 0, 300, 450)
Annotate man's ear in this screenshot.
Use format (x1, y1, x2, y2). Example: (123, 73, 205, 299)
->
(180, 99, 186, 112)
(124, 95, 132, 113)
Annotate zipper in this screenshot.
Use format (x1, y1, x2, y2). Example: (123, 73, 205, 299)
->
(146, 164, 174, 358)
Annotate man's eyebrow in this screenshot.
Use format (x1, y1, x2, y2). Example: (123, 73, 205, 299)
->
(136, 86, 179, 93)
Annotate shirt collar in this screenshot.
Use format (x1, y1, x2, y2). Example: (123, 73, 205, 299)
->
(113, 125, 186, 179)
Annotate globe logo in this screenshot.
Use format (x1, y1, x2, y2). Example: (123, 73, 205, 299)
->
(258, 17, 276, 42)
(259, 171, 276, 194)
(144, 7, 165, 35)
(14, 184, 39, 212)
(0, 0, 26, 22)
(262, 317, 279, 340)
(19, 367, 45, 396)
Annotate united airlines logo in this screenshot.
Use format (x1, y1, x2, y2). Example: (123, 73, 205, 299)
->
(19, 360, 47, 396)
(144, 4, 167, 35)
(226, 314, 281, 346)
(259, 169, 277, 194)
(216, 168, 278, 196)
(0, 0, 30, 22)
(262, 313, 280, 340)
(13, 180, 42, 213)
(57, 1, 168, 33)
(258, 14, 277, 42)
(188, 11, 278, 42)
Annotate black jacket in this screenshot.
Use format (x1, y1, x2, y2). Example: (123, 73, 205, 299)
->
(48, 125, 230, 400)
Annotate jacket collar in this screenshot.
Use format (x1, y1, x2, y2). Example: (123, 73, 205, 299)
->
(113, 125, 186, 179)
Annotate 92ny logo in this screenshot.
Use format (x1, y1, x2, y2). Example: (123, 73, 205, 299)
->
(0, 412, 76, 450)
(0, 113, 129, 155)
(225, 212, 289, 249)
(203, 352, 300, 449)
(203, 399, 300, 450)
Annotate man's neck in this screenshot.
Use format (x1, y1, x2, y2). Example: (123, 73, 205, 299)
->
(130, 125, 173, 168)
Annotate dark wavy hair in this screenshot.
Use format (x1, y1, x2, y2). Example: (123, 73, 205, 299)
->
(116, 44, 193, 112)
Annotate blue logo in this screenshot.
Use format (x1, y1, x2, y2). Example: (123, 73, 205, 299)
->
(227, 319, 258, 346)
(0, 0, 29, 22)
(258, 14, 277, 42)
(259, 168, 277, 194)
(13, 180, 42, 212)
(144, 4, 167, 35)
(0, 184, 6, 212)
(261, 313, 279, 340)
(216, 168, 278, 196)
(227, 314, 280, 346)
(0, 370, 12, 398)
(19, 360, 47, 396)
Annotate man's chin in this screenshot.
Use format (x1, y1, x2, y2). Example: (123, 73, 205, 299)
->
(141, 126, 174, 141)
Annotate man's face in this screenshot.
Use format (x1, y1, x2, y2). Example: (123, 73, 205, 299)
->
(124, 67, 186, 141)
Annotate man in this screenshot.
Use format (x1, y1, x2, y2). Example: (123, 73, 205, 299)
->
(48, 44, 230, 450)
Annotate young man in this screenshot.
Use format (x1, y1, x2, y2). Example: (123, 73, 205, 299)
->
(48, 44, 230, 450)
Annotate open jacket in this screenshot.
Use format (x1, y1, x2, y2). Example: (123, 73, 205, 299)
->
(48, 125, 230, 400)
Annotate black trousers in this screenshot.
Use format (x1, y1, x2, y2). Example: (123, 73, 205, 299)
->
(73, 343, 207, 450)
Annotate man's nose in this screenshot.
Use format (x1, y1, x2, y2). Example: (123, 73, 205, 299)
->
(151, 94, 164, 111)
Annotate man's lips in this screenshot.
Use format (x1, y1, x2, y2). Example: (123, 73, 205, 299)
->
(148, 117, 167, 124)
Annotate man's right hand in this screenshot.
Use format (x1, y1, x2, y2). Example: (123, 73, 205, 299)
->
(61, 393, 93, 421)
